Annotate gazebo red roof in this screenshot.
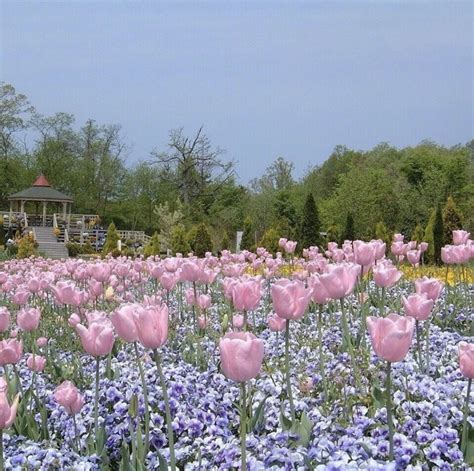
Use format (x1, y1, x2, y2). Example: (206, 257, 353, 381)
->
(32, 175, 51, 187)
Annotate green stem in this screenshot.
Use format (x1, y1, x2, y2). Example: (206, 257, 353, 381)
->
(461, 378, 472, 455)
(425, 319, 431, 374)
(415, 320, 423, 371)
(134, 342, 150, 454)
(73, 414, 79, 452)
(340, 299, 361, 390)
(318, 305, 329, 402)
(94, 357, 100, 440)
(380, 287, 386, 317)
(386, 361, 394, 461)
(285, 319, 296, 422)
(240, 381, 247, 471)
(153, 350, 176, 471)
(0, 429, 3, 471)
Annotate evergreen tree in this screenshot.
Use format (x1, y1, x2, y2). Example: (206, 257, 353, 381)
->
(342, 213, 355, 242)
(170, 226, 190, 255)
(221, 232, 230, 252)
(240, 217, 254, 251)
(433, 203, 444, 265)
(442, 196, 463, 245)
(411, 224, 425, 244)
(144, 231, 161, 258)
(102, 222, 120, 255)
(299, 193, 321, 249)
(192, 223, 212, 257)
(375, 221, 391, 246)
(259, 227, 280, 254)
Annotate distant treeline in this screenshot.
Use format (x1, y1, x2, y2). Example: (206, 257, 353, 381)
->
(1, 82, 473, 254)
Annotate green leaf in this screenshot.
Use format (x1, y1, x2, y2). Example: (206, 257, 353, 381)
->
(156, 451, 169, 471)
(280, 405, 293, 430)
(250, 394, 269, 431)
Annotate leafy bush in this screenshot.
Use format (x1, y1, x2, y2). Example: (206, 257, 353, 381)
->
(171, 226, 190, 255)
(144, 232, 161, 258)
(102, 223, 120, 255)
(17, 234, 37, 258)
(259, 227, 280, 254)
(191, 223, 212, 257)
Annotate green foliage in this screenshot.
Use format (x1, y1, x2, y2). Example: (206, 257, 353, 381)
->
(220, 232, 230, 252)
(342, 213, 355, 242)
(102, 222, 120, 255)
(191, 223, 212, 257)
(411, 224, 425, 243)
(66, 241, 96, 257)
(433, 203, 444, 265)
(240, 217, 254, 251)
(259, 227, 281, 254)
(443, 196, 463, 245)
(375, 221, 391, 247)
(299, 193, 321, 249)
(424, 209, 436, 263)
(170, 225, 190, 255)
(326, 224, 340, 244)
(143, 232, 161, 258)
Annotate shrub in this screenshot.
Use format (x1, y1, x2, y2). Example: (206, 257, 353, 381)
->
(171, 226, 190, 255)
(375, 221, 391, 247)
(240, 217, 254, 251)
(443, 196, 463, 245)
(433, 203, 444, 265)
(102, 223, 120, 255)
(17, 234, 37, 258)
(259, 227, 280, 254)
(411, 224, 425, 244)
(192, 223, 212, 257)
(144, 232, 161, 258)
(299, 193, 321, 249)
(342, 213, 355, 242)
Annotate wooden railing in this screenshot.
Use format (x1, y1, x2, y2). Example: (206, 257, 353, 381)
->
(118, 230, 150, 244)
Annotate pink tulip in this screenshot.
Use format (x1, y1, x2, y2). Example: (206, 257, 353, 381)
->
(54, 380, 84, 415)
(232, 280, 261, 311)
(278, 238, 288, 249)
(111, 304, 139, 343)
(219, 332, 264, 382)
(68, 313, 81, 328)
(232, 314, 245, 330)
(318, 263, 360, 300)
(353, 240, 376, 267)
(406, 250, 421, 266)
(271, 279, 312, 320)
(197, 316, 207, 330)
(196, 294, 211, 311)
(51, 281, 85, 306)
(373, 264, 402, 288)
(91, 263, 111, 283)
(366, 314, 414, 362)
(160, 272, 177, 291)
(284, 241, 297, 254)
(16, 307, 41, 332)
(0, 307, 10, 333)
(419, 242, 428, 253)
(27, 354, 46, 372)
(180, 261, 202, 282)
(36, 337, 48, 347)
(0, 377, 19, 428)
(12, 288, 30, 305)
(0, 339, 23, 366)
(133, 304, 168, 349)
(267, 314, 286, 332)
(415, 277, 443, 302)
(390, 241, 405, 256)
(185, 288, 195, 305)
(76, 321, 115, 357)
(402, 293, 434, 321)
(459, 342, 474, 379)
(393, 233, 404, 242)
(453, 230, 470, 246)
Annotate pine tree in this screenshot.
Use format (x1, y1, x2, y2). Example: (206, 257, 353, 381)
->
(299, 193, 321, 249)
(442, 196, 463, 245)
(433, 203, 444, 265)
(240, 217, 254, 251)
(221, 232, 230, 252)
(170, 226, 190, 255)
(193, 223, 212, 257)
(102, 222, 120, 255)
(423, 209, 436, 263)
(342, 213, 355, 242)
(144, 232, 161, 258)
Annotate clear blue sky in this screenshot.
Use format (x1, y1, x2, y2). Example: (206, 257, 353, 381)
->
(1, 1, 472, 182)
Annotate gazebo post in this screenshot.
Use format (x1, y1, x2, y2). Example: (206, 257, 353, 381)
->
(42, 201, 47, 227)
(20, 200, 25, 214)
(9, 201, 12, 219)
(62, 201, 67, 220)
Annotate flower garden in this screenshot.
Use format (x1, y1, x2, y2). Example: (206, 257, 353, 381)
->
(0, 232, 473, 470)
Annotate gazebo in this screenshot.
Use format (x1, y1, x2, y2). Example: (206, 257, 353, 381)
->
(8, 175, 73, 226)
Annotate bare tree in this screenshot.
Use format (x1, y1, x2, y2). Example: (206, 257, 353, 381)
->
(151, 126, 234, 205)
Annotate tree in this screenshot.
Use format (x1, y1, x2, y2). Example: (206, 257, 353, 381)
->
(102, 222, 120, 255)
(342, 213, 355, 241)
(411, 224, 425, 243)
(299, 193, 321, 249)
(170, 226, 190, 255)
(259, 227, 280, 254)
(191, 223, 212, 257)
(151, 127, 234, 207)
(442, 196, 463, 245)
(153, 200, 184, 252)
(240, 217, 254, 251)
(423, 209, 436, 263)
(375, 221, 391, 247)
(144, 232, 161, 258)
(251, 157, 295, 192)
(433, 203, 444, 265)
